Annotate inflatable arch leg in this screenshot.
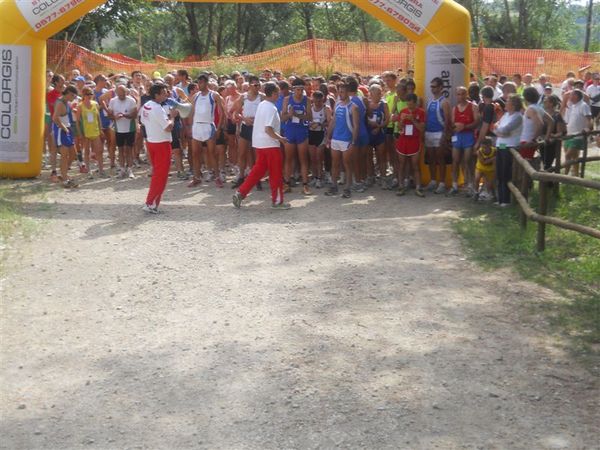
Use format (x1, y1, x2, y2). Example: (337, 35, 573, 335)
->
(0, 0, 469, 180)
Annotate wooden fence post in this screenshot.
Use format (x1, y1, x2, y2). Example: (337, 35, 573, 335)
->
(581, 133, 588, 178)
(537, 180, 549, 252)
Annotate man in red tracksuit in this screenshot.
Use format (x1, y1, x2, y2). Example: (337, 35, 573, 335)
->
(140, 83, 175, 214)
(232, 81, 290, 210)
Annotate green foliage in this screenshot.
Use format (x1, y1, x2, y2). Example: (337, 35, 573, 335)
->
(0, 182, 46, 273)
(454, 172, 600, 364)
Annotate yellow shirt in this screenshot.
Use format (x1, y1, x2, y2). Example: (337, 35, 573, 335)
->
(79, 101, 101, 139)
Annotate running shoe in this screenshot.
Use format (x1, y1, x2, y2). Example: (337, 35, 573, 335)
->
(177, 171, 189, 180)
(127, 167, 135, 179)
(188, 178, 202, 188)
(351, 182, 366, 193)
(324, 186, 338, 196)
(302, 184, 313, 195)
(215, 177, 224, 188)
(315, 178, 323, 189)
(98, 171, 110, 178)
(435, 184, 446, 194)
(426, 180, 437, 191)
(63, 179, 79, 188)
(142, 204, 159, 214)
(283, 183, 292, 193)
(396, 187, 406, 196)
(231, 177, 244, 189)
(415, 188, 425, 198)
(232, 192, 243, 209)
(447, 187, 459, 196)
(271, 202, 291, 210)
(79, 165, 89, 174)
(342, 188, 352, 198)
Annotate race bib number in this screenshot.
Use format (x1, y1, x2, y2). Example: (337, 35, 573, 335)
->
(86, 112, 94, 123)
(405, 124, 414, 136)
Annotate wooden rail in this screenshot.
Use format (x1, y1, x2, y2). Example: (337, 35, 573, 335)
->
(507, 130, 600, 252)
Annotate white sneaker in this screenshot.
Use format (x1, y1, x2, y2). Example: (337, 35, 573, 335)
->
(315, 178, 323, 189)
(435, 184, 446, 194)
(127, 167, 135, 179)
(142, 204, 159, 214)
(119, 168, 126, 178)
(426, 180, 437, 191)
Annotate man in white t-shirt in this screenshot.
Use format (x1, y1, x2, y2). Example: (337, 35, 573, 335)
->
(585, 73, 600, 127)
(561, 89, 592, 176)
(108, 85, 138, 178)
(140, 83, 174, 213)
(232, 81, 290, 210)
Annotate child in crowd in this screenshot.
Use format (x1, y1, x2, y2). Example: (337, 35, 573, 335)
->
(394, 93, 425, 197)
(474, 137, 496, 201)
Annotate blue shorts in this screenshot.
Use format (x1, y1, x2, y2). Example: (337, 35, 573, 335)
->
(452, 131, 475, 150)
(52, 124, 74, 147)
(357, 133, 370, 147)
(370, 131, 385, 147)
(285, 125, 308, 145)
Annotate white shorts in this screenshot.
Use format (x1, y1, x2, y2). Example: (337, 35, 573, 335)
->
(192, 123, 216, 142)
(425, 131, 443, 148)
(330, 139, 351, 152)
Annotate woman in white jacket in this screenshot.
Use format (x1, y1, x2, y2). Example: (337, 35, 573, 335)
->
(494, 95, 523, 206)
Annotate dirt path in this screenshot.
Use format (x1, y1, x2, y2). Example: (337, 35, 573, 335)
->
(1, 174, 598, 449)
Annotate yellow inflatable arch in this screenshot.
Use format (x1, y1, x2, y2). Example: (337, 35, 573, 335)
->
(0, 0, 470, 179)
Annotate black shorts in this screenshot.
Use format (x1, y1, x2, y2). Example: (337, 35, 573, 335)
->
(240, 124, 253, 142)
(116, 131, 135, 147)
(171, 129, 181, 149)
(591, 105, 600, 119)
(216, 128, 226, 146)
(308, 130, 325, 146)
(227, 120, 237, 136)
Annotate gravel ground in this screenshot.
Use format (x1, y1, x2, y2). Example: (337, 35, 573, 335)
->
(1, 171, 598, 450)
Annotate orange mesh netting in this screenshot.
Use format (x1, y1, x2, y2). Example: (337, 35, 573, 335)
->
(47, 38, 600, 82)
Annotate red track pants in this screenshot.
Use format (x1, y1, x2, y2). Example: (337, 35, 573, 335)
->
(239, 147, 284, 204)
(145, 141, 172, 208)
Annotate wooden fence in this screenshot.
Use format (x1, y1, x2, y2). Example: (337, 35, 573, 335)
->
(509, 131, 600, 252)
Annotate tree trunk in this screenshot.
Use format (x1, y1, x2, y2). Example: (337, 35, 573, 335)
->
(584, 0, 594, 52)
(235, 4, 243, 53)
(184, 3, 202, 56)
(205, 4, 214, 57)
(301, 5, 315, 40)
(324, 3, 340, 40)
(502, 0, 514, 46)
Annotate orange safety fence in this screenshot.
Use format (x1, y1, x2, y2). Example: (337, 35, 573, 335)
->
(47, 38, 600, 82)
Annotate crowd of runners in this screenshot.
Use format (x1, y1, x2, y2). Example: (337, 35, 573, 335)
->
(45, 66, 600, 211)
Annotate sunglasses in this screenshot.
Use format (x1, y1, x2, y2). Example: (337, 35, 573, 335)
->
(84, 93, 93, 96)
(251, 83, 260, 87)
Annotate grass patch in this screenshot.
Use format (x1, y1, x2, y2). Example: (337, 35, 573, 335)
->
(0, 180, 48, 273)
(454, 169, 600, 365)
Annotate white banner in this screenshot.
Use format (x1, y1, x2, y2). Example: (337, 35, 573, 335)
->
(425, 44, 465, 106)
(16, 0, 86, 32)
(0, 45, 31, 164)
(368, 0, 444, 36)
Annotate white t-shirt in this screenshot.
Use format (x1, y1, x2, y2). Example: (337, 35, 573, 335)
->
(140, 100, 172, 143)
(108, 95, 137, 133)
(586, 83, 600, 107)
(564, 101, 591, 135)
(252, 100, 280, 149)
